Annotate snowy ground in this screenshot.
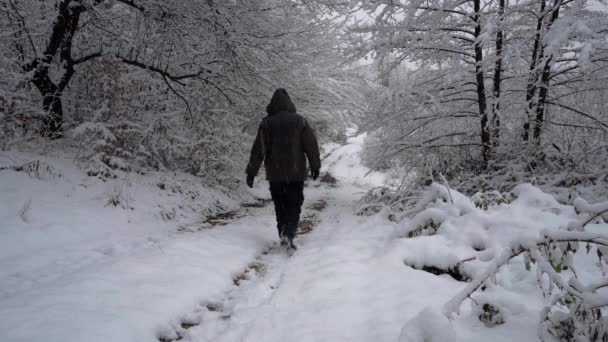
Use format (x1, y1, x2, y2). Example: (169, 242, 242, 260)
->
(0, 151, 271, 342)
(1, 133, 606, 342)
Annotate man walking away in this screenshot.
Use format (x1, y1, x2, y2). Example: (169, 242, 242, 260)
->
(245, 88, 321, 250)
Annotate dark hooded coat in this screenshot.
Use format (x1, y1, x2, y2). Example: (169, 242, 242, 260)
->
(246, 89, 321, 182)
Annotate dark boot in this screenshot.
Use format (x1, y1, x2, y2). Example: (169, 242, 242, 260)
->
(285, 222, 298, 250)
(288, 238, 297, 250)
(277, 223, 289, 246)
(281, 236, 290, 247)
(277, 223, 286, 238)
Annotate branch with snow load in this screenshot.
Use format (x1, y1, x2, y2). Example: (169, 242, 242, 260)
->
(443, 218, 608, 341)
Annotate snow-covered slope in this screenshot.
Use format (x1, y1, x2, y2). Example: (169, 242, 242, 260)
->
(0, 152, 274, 341)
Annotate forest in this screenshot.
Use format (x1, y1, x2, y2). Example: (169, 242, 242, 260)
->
(1, 1, 607, 341)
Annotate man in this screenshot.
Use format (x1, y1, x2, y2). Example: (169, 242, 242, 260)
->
(246, 88, 321, 250)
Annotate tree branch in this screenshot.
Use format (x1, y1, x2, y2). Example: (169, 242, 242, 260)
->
(73, 51, 103, 65)
(546, 101, 608, 130)
(8, 0, 37, 59)
(119, 56, 233, 105)
(115, 0, 145, 12)
(161, 73, 192, 118)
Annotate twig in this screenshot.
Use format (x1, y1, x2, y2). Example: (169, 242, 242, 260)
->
(581, 208, 608, 228)
(439, 173, 454, 205)
(445, 236, 608, 317)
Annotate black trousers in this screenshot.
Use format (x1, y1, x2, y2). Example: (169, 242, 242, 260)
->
(269, 181, 304, 239)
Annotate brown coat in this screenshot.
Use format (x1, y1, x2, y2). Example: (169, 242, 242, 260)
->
(246, 89, 321, 182)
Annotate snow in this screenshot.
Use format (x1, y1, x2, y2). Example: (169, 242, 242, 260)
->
(323, 128, 387, 188)
(183, 186, 458, 342)
(400, 307, 455, 342)
(573, 196, 608, 214)
(0, 151, 267, 341)
(1, 132, 607, 342)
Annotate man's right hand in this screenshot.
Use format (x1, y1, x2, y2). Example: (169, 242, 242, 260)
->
(246, 174, 255, 188)
(311, 169, 319, 181)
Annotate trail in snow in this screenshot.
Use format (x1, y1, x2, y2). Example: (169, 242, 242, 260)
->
(177, 184, 463, 342)
(1, 132, 386, 342)
(158, 196, 331, 341)
(160, 132, 459, 342)
(162, 131, 575, 342)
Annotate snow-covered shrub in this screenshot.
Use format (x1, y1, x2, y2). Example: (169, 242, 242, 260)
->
(0, 160, 62, 180)
(0, 72, 43, 148)
(542, 297, 607, 342)
(444, 197, 608, 341)
(355, 171, 428, 217)
(157, 176, 201, 200)
(73, 121, 129, 178)
(574, 198, 608, 224)
(389, 181, 608, 340)
(311, 115, 349, 145)
(73, 113, 244, 184)
(104, 181, 132, 209)
(360, 131, 396, 172)
(404, 204, 449, 237)
(472, 190, 510, 211)
(357, 169, 477, 221)
(356, 187, 404, 216)
(0, 94, 21, 146)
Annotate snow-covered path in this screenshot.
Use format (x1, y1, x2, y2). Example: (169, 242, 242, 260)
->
(181, 181, 460, 342)
(166, 133, 464, 342)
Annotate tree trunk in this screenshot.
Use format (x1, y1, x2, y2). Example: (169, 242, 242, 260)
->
(473, 0, 490, 166)
(533, 0, 562, 143)
(491, 0, 505, 153)
(523, 0, 546, 142)
(23, 0, 83, 138)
